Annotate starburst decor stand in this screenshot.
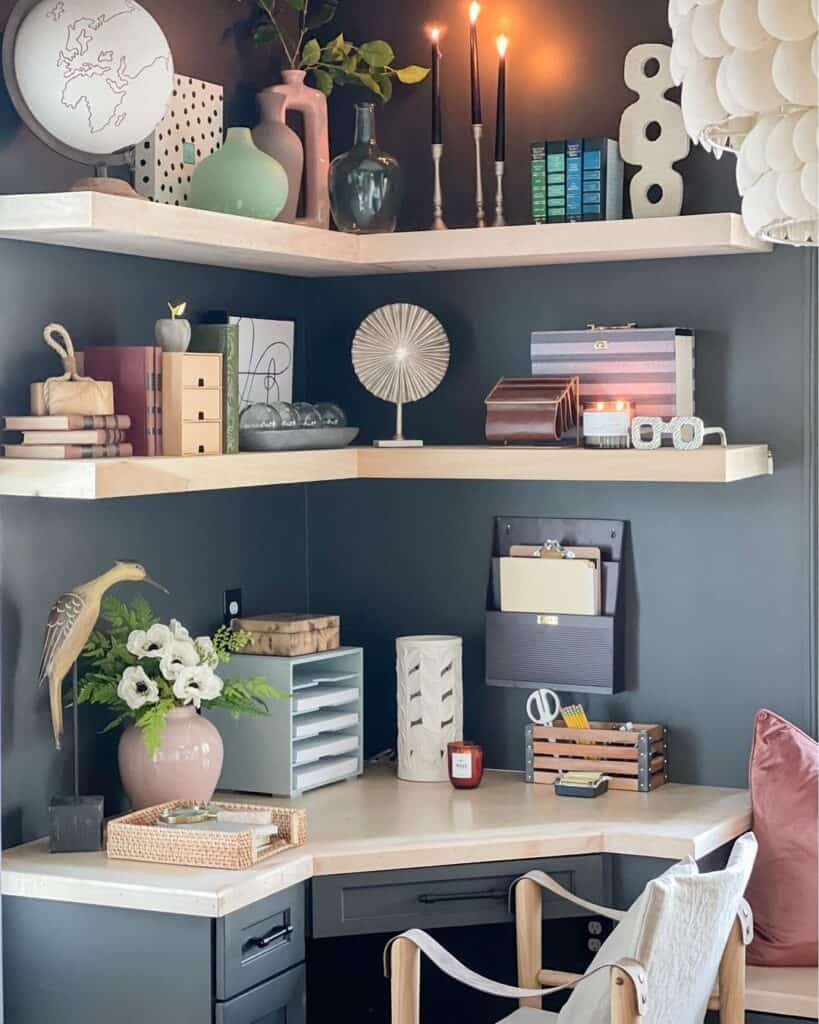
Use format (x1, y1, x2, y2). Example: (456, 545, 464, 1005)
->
(352, 303, 450, 448)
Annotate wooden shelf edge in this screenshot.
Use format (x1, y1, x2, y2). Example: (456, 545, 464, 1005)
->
(356, 445, 773, 484)
(0, 445, 773, 499)
(0, 195, 770, 276)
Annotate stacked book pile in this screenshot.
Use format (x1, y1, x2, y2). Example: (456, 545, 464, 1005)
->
(3, 414, 133, 460)
(531, 137, 624, 224)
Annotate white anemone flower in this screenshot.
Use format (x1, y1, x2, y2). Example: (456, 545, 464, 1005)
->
(126, 623, 173, 659)
(195, 635, 216, 664)
(172, 665, 224, 709)
(170, 618, 191, 641)
(159, 639, 201, 682)
(117, 666, 160, 711)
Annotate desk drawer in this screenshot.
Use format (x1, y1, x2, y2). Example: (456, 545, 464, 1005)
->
(311, 855, 610, 938)
(215, 964, 306, 1024)
(216, 884, 306, 1001)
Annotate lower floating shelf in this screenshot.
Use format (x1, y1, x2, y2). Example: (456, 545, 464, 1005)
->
(0, 444, 773, 499)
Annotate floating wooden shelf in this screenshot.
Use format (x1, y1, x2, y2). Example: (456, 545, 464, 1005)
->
(0, 193, 770, 277)
(0, 445, 772, 499)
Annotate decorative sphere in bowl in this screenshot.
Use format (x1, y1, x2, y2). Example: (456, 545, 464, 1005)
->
(268, 402, 298, 429)
(239, 403, 282, 431)
(291, 402, 321, 427)
(314, 402, 348, 427)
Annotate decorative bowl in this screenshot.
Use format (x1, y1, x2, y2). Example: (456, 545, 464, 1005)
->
(239, 426, 359, 452)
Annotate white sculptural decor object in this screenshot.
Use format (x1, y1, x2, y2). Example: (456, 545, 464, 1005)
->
(669, 0, 818, 246)
(396, 635, 463, 783)
(352, 303, 450, 448)
(2, 0, 174, 200)
(620, 43, 691, 218)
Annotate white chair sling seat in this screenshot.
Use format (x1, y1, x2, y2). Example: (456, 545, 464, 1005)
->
(386, 832, 758, 1024)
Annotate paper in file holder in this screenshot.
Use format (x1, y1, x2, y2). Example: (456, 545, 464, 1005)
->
(486, 516, 625, 694)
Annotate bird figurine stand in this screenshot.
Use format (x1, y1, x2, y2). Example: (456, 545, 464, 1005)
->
(47, 666, 105, 853)
(42, 561, 167, 854)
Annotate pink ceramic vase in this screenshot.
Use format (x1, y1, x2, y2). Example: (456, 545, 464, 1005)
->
(118, 706, 224, 810)
(271, 69, 330, 229)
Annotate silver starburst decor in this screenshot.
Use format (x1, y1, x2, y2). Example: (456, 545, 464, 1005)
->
(352, 303, 450, 447)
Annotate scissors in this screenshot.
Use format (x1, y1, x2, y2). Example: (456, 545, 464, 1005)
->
(526, 688, 562, 726)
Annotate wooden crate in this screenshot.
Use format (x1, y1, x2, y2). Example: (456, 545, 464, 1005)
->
(525, 721, 668, 792)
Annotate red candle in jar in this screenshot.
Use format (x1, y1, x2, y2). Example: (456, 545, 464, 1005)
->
(448, 741, 484, 789)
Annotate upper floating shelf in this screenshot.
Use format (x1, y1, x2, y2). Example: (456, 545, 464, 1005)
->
(0, 445, 772, 500)
(0, 193, 770, 277)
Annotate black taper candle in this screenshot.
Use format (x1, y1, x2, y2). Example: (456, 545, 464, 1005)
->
(495, 36, 507, 161)
(431, 30, 442, 144)
(469, 3, 482, 125)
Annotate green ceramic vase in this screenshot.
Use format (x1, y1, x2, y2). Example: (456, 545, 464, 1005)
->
(189, 127, 289, 221)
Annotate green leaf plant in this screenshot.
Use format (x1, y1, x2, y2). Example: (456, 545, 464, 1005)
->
(77, 597, 284, 757)
(238, 0, 429, 100)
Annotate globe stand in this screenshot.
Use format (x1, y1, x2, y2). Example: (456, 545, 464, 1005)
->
(70, 164, 148, 201)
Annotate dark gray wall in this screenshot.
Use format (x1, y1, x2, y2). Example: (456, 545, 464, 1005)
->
(0, 246, 310, 848)
(305, 245, 817, 788)
(0, 0, 316, 849)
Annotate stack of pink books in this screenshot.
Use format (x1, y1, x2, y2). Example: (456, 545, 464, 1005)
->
(3, 414, 133, 460)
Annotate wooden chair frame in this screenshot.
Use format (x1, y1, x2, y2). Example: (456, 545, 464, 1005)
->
(385, 870, 754, 1024)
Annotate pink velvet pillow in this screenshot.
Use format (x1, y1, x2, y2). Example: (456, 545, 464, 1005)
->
(745, 709, 818, 967)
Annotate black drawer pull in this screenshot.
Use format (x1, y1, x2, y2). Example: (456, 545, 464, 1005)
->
(417, 889, 508, 905)
(249, 923, 294, 950)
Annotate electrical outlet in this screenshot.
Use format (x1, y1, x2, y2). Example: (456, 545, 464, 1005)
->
(224, 588, 242, 626)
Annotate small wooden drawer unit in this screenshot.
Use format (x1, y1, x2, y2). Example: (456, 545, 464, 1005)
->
(162, 351, 223, 456)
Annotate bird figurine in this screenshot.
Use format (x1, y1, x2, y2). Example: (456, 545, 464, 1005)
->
(39, 561, 168, 750)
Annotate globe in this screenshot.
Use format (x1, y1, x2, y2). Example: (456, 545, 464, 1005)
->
(3, 0, 174, 164)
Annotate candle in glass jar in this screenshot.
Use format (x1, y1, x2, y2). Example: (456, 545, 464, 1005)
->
(495, 35, 508, 162)
(447, 741, 484, 789)
(469, 2, 482, 125)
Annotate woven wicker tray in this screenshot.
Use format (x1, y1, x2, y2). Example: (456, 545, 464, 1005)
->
(107, 801, 308, 870)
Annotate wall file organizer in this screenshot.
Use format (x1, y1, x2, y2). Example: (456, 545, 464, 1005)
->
(486, 517, 625, 694)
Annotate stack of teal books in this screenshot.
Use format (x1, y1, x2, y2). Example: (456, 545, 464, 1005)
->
(531, 138, 624, 224)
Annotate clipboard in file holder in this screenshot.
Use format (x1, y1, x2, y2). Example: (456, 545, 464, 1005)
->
(485, 516, 625, 694)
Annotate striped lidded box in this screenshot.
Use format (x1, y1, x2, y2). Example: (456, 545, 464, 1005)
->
(530, 327, 695, 418)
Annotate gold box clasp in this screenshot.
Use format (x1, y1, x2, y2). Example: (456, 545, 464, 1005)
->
(537, 615, 559, 626)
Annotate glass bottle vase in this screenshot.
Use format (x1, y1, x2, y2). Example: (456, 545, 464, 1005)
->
(329, 103, 403, 234)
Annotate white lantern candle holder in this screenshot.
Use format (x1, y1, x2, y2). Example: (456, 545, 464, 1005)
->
(396, 635, 463, 783)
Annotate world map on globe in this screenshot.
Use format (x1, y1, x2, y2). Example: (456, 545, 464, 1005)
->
(12, 0, 174, 157)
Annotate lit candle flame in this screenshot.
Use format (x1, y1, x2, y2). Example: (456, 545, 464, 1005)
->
(497, 33, 509, 57)
(426, 24, 443, 43)
(469, 2, 481, 25)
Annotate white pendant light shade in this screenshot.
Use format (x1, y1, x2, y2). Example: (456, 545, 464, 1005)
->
(793, 107, 819, 163)
(720, 0, 771, 51)
(736, 143, 760, 190)
(671, 0, 818, 245)
(725, 42, 786, 112)
(766, 112, 803, 170)
(743, 112, 779, 171)
(742, 169, 785, 233)
(778, 167, 817, 217)
(672, 12, 700, 79)
(693, 2, 733, 56)
(682, 58, 728, 140)
(758, 0, 816, 41)
(802, 161, 819, 206)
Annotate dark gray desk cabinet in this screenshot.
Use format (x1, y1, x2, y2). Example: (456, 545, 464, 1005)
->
(3, 883, 306, 1024)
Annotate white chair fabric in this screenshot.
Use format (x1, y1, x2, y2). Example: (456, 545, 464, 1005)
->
(499, 1011, 558, 1023)
(556, 832, 758, 1024)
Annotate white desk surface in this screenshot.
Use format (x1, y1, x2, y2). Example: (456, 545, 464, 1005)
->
(1, 769, 751, 919)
